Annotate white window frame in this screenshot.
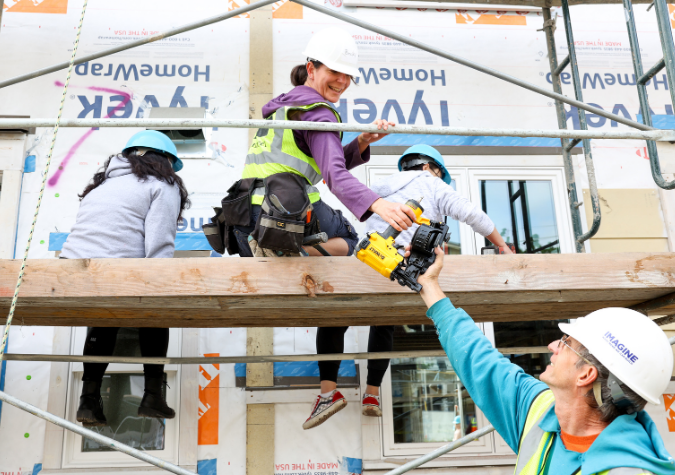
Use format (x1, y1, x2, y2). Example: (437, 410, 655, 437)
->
(466, 167, 575, 255)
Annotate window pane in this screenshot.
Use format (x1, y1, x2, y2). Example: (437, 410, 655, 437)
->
(480, 180, 560, 254)
(494, 321, 563, 379)
(81, 373, 166, 452)
(391, 325, 481, 443)
(444, 179, 461, 255)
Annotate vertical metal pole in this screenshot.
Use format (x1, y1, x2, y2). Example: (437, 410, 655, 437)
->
(639, 0, 675, 189)
(559, 0, 602, 245)
(0, 0, 5, 33)
(542, 7, 586, 253)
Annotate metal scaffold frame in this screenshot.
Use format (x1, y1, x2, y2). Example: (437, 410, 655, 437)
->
(1, 0, 675, 473)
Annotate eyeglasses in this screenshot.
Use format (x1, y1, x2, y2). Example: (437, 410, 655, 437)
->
(558, 335, 594, 366)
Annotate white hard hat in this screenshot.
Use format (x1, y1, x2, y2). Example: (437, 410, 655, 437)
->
(559, 308, 673, 405)
(302, 27, 360, 78)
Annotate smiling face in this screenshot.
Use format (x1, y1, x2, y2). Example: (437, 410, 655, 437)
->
(305, 62, 351, 103)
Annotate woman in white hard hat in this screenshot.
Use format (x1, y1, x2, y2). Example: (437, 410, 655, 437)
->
(219, 28, 418, 429)
(61, 130, 190, 427)
(413, 247, 675, 474)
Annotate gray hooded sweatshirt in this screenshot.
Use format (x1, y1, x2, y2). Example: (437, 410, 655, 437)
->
(60, 155, 181, 259)
(365, 171, 495, 249)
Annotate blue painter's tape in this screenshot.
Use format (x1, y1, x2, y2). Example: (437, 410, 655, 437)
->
(24, 155, 36, 173)
(198, 459, 217, 475)
(341, 132, 562, 148)
(235, 361, 357, 377)
(49, 232, 212, 252)
(0, 333, 9, 424)
(341, 457, 363, 475)
(32, 463, 43, 475)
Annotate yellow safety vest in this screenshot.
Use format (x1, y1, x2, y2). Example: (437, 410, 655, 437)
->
(242, 102, 343, 206)
(514, 390, 655, 475)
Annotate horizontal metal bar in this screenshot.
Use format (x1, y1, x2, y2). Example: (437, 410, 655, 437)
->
(0, 0, 276, 90)
(0, 347, 551, 365)
(630, 291, 675, 314)
(384, 424, 496, 475)
(639, 57, 666, 84)
(293, 0, 653, 131)
(0, 390, 196, 475)
(1, 118, 673, 140)
(654, 314, 675, 326)
(564, 138, 581, 151)
(554, 55, 570, 76)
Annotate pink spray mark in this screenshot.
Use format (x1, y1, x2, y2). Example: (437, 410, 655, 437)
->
(48, 81, 132, 187)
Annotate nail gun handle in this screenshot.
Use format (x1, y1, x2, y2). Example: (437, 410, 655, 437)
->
(381, 225, 401, 240)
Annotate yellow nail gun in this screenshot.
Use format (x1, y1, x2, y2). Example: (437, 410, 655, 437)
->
(355, 198, 452, 292)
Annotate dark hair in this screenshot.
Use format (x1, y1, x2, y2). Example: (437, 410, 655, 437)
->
(402, 157, 440, 174)
(290, 60, 357, 87)
(79, 148, 190, 221)
(576, 344, 647, 422)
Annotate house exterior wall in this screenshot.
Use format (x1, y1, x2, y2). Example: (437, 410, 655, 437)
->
(0, 0, 674, 474)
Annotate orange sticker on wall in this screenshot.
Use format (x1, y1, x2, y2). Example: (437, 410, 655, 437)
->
(198, 354, 220, 445)
(3, 0, 68, 14)
(664, 394, 675, 432)
(456, 11, 527, 26)
(669, 4, 675, 29)
(228, 0, 303, 19)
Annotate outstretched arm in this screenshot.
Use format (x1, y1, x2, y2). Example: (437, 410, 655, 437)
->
(413, 247, 547, 451)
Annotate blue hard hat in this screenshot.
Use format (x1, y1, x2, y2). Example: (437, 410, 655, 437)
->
(454, 416, 461, 425)
(398, 144, 451, 185)
(123, 130, 183, 172)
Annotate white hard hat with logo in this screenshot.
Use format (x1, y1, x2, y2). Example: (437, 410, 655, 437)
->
(302, 27, 360, 78)
(559, 308, 673, 405)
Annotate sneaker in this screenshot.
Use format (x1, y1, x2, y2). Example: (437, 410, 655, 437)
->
(362, 393, 382, 417)
(302, 390, 347, 430)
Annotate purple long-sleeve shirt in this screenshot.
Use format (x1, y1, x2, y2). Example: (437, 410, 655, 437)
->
(261, 85, 379, 221)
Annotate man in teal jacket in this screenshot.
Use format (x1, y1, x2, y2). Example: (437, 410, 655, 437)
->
(414, 247, 675, 475)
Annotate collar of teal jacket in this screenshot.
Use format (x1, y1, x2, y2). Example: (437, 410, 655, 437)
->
(538, 403, 675, 474)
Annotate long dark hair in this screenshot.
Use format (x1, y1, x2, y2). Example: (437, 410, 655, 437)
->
(79, 148, 190, 221)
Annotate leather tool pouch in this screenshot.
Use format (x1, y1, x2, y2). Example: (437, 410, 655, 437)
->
(251, 173, 312, 253)
(202, 177, 261, 255)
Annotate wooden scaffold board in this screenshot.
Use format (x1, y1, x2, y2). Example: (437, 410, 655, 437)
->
(1, 253, 674, 328)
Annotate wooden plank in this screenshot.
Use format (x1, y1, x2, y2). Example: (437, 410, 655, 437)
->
(1, 253, 674, 327)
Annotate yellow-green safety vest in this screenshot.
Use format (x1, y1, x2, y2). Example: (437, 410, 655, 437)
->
(242, 102, 343, 206)
(514, 390, 655, 475)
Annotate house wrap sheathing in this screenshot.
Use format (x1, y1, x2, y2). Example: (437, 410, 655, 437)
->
(1, 0, 675, 474)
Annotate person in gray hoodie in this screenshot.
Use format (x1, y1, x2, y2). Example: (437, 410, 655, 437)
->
(60, 130, 190, 427)
(314, 145, 512, 426)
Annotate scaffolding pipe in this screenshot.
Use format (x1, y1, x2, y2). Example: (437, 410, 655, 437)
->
(0, 347, 551, 365)
(542, 7, 586, 253)
(553, 55, 570, 76)
(292, 0, 653, 132)
(560, 0, 602, 244)
(0, 389, 197, 475)
(626, 0, 675, 190)
(0, 0, 276, 90)
(0, 118, 673, 140)
(383, 424, 496, 475)
(638, 57, 665, 84)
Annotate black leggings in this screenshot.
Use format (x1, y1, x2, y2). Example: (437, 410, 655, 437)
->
(317, 326, 395, 387)
(82, 327, 169, 382)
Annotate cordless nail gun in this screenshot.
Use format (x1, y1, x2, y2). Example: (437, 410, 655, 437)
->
(355, 198, 452, 292)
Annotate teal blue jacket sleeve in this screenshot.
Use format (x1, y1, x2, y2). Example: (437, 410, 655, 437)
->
(427, 298, 549, 452)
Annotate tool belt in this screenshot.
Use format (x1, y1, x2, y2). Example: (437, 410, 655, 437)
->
(202, 177, 262, 255)
(203, 173, 318, 255)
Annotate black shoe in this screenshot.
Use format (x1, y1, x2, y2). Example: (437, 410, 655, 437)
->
(138, 374, 175, 419)
(76, 380, 107, 427)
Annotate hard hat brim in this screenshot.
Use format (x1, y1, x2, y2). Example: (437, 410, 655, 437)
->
(302, 53, 360, 79)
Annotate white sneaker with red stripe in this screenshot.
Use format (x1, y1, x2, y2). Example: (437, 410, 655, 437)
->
(362, 393, 382, 417)
(302, 390, 347, 430)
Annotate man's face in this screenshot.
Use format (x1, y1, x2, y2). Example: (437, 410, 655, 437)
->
(540, 335, 587, 390)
